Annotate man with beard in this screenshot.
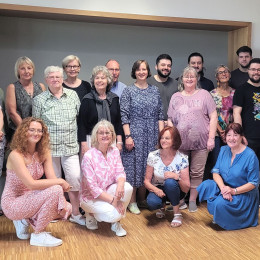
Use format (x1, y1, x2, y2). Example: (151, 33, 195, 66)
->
(188, 52, 214, 92)
(230, 46, 252, 89)
(147, 54, 178, 121)
(233, 58, 260, 165)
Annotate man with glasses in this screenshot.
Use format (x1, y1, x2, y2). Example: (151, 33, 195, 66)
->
(233, 58, 260, 171)
(230, 46, 253, 89)
(147, 54, 178, 121)
(106, 59, 126, 99)
(32, 66, 86, 226)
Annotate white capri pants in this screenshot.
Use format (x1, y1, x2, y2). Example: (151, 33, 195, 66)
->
(81, 182, 133, 223)
(52, 155, 81, 191)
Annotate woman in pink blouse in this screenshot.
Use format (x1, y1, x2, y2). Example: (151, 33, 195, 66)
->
(80, 120, 133, 237)
(167, 66, 217, 213)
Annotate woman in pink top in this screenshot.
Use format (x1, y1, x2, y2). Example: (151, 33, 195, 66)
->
(80, 120, 133, 237)
(167, 66, 217, 212)
(1, 117, 72, 247)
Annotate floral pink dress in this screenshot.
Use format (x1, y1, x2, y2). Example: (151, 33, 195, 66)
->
(1, 153, 71, 232)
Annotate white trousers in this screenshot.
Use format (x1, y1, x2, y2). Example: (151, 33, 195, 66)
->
(81, 182, 133, 223)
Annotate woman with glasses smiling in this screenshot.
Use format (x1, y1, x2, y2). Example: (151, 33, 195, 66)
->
(80, 120, 133, 236)
(62, 55, 91, 101)
(1, 117, 72, 247)
(210, 65, 235, 166)
(167, 66, 217, 212)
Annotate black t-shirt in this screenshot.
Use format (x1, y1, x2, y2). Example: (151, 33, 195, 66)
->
(230, 68, 249, 90)
(63, 80, 91, 102)
(233, 82, 260, 139)
(199, 76, 215, 92)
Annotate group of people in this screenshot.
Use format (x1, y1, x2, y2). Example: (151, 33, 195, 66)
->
(0, 45, 259, 247)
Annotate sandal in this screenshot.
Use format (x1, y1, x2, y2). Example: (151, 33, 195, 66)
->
(171, 213, 183, 227)
(155, 208, 165, 219)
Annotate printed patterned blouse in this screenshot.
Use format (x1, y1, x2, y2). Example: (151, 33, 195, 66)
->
(80, 146, 126, 201)
(210, 88, 235, 131)
(147, 149, 189, 186)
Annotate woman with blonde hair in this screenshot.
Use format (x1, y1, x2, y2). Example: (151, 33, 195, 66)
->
(62, 55, 91, 101)
(80, 120, 133, 236)
(1, 117, 72, 247)
(168, 66, 217, 212)
(6, 56, 45, 141)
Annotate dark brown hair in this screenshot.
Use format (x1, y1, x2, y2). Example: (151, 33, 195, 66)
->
(158, 126, 182, 150)
(225, 123, 244, 137)
(131, 60, 151, 79)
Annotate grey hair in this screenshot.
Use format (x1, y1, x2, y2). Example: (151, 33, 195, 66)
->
(91, 119, 116, 148)
(215, 64, 230, 78)
(178, 66, 201, 91)
(62, 55, 81, 69)
(14, 56, 35, 79)
(90, 65, 113, 91)
(44, 66, 64, 78)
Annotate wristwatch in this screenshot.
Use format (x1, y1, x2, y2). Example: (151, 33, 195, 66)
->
(125, 134, 131, 139)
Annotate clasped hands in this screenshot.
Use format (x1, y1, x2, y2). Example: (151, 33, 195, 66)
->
(221, 185, 234, 201)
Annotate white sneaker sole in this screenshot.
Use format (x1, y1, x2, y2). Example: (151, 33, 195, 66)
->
(30, 240, 63, 247)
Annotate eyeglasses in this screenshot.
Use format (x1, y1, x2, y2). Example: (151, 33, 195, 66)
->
(248, 68, 260, 72)
(108, 68, 120, 72)
(97, 131, 112, 136)
(218, 70, 230, 75)
(66, 65, 80, 70)
(28, 128, 43, 134)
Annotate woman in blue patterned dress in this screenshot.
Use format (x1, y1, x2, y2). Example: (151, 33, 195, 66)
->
(197, 123, 259, 230)
(144, 126, 190, 227)
(120, 60, 164, 214)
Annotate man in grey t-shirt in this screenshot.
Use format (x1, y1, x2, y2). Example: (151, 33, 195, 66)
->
(147, 54, 178, 121)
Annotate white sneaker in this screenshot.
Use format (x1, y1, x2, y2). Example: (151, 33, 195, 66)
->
(30, 232, 62, 247)
(13, 219, 30, 240)
(69, 214, 86, 226)
(128, 202, 141, 215)
(85, 213, 98, 230)
(111, 222, 127, 237)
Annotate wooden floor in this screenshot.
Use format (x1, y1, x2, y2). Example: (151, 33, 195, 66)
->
(1, 203, 260, 260)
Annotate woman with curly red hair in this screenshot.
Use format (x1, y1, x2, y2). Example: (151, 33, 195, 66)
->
(1, 117, 72, 247)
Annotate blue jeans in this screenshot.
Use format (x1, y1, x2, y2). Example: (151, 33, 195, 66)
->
(147, 179, 181, 210)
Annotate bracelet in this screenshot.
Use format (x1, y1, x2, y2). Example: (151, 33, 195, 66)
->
(117, 142, 123, 145)
(234, 188, 237, 195)
(125, 134, 131, 139)
(110, 197, 114, 204)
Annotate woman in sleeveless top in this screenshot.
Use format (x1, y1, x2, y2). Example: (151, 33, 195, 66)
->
(1, 117, 72, 247)
(5, 56, 45, 141)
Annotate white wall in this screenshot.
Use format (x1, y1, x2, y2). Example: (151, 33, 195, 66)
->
(0, 0, 259, 56)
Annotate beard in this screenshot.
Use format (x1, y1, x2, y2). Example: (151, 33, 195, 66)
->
(157, 69, 171, 78)
(241, 63, 250, 69)
(249, 75, 260, 83)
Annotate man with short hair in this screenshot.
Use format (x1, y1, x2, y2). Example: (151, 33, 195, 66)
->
(230, 46, 253, 89)
(147, 54, 178, 120)
(106, 59, 126, 99)
(188, 52, 214, 92)
(32, 66, 85, 226)
(233, 58, 260, 161)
